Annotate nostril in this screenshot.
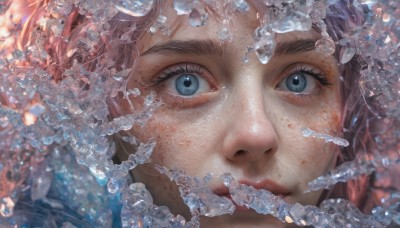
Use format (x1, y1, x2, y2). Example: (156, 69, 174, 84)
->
(235, 150, 246, 157)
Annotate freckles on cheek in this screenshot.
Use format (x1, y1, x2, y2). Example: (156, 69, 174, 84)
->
(303, 104, 341, 133)
(300, 160, 307, 166)
(177, 139, 192, 148)
(133, 121, 178, 164)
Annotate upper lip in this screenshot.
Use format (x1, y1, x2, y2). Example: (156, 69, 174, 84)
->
(214, 179, 291, 196)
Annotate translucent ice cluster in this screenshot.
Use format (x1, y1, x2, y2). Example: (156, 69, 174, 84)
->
(222, 173, 395, 227)
(307, 151, 400, 192)
(0, 0, 159, 225)
(115, 0, 155, 17)
(0, 0, 399, 227)
(155, 165, 235, 218)
(120, 182, 190, 228)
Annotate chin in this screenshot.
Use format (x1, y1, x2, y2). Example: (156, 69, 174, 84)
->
(199, 211, 296, 228)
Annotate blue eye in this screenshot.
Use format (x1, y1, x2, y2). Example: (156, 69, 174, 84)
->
(285, 73, 307, 93)
(277, 66, 327, 95)
(175, 74, 200, 96)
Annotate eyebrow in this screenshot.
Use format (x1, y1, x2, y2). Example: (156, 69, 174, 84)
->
(141, 39, 317, 57)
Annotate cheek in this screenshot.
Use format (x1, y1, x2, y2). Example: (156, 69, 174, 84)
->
(281, 101, 341, 176)
(131, 120, 179, 164)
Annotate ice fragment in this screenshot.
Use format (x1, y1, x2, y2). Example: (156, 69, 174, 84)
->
(0, 116, 9, 128)
(315, 36, 336, 56)
(302, 128, 349, 147)
(173, 0, 194, 15)
(232, 0, 250, 12)
(0, 197, 14, 217)
(28, 103, 46, 117)
(115, 0, 154, 17)
(128, 88, 141, 97)
(217, 20, 233, 41)
(307, 153, 400, 192)
(155, 165, 235, 217)
(254, 26, 276, 64)
(189, 5, 207, 27)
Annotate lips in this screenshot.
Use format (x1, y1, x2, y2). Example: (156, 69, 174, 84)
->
(213, 179, 291, 212)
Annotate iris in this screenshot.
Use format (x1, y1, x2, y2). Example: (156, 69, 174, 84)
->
(175, 74, 200, 96)
(286, 73, 307, 93)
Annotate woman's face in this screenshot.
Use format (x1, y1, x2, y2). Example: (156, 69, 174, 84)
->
(122, 3, 342, 227)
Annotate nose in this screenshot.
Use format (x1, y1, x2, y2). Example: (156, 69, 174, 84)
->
(222, 87, 278, 164)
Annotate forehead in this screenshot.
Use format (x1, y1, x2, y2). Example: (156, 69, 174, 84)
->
(137, 2, 322, 54)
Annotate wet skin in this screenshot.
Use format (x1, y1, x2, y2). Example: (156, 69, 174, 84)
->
(117, 3, 342, 227)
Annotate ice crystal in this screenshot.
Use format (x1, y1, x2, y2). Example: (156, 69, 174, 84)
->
(253, 25, 276, 64)
(307, 152, 400, 192)
(0, 197, 14, 218)
(302, 128, 349, 147)
(315, 36, 336, 56)
(155, 165, 235, 217)
(222, 173, 388, 227)
(232, 0, 250, 12)
(0, 0, 399, 227)
(120, 182, 190, 227)
(267, 0, 313, 33)
(115, 0, 155, 17)
(149, 15, 170, 35)
(173, 0, 194, 15)
(217, 20, 233, 41)
(189, 2, 207, 27)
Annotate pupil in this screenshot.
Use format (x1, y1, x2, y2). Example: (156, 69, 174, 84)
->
(184, 78, 192, 87)
(292, 76, 300, 85)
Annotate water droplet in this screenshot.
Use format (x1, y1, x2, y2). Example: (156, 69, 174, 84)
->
(315, 37, 335, 56)
(302, 128, 313, 137)
(0, 197, 15, 217)
(232, 0, 250, 12)
(128, 88, 141, 97)
(189, 8, 207, 27)
(115, 0, 154, 17)
(144, 93, 154, 106)
(253, 26, 276, 64)
(0, 116, 9, 128)
(173, 0, 193, 15)
(29, 103, 46, 116)
(217, 20, 232, 41)
(340, 47, 356, 64)
(107, 178, 126, 194)
(255, 42, 275, 64)
(242, 46, 254, 63)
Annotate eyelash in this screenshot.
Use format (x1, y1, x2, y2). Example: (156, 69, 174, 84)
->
(278, 65, 332, 103)
(152, 63, 204, 86)
(290, 65, 331, 87)
(151, 63, 331, 105)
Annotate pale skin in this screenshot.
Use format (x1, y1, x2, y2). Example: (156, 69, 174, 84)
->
(116, 3, 342, 227)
